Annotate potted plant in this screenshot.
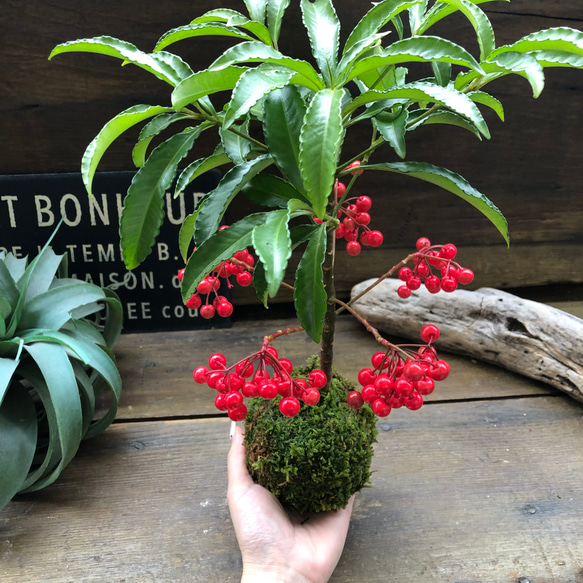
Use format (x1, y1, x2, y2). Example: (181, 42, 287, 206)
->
(0, 232, 123, 510)
(49, 0, 582, 513)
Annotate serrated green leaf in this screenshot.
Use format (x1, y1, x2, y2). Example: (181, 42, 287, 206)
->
(346, 36, 484, 85)
(121, 128, 202, 269)
(344, 0, 421, 54)
(407, 109, 482, 138)
(220, 118, 253, 165)
(224, 65, 293, 129)
(210, 41, 325, 91)
(408, 0, 428, 35)
(252, 259, 269, 308)
(4, 255, 27, 282)
(82, 104, 174, 196)
(252, 208, 292, 297)
(360, 161, 508, 244)
(242, 174, 310, 208)
(191, 9, 273, 45)
(175, 150, 231, 197)
(182, 212, 270, 299)
(178, 212, 199, 262)
(172, 66, 248, 110)
(154, 22, 256, 52)
(346, 81, 490, 138)
(266, 0, 291, 45)
(0, 357, 20, 406)
(374, 107, 408, 158)
(0, 261, 19, 313)
(243, 0, 268, 24)
(467, 90, 504, 121)
(263, 86, 307, 193)
(294, 223, 327, 342)
(529, 50, 583, 69)
(132, 112, 192, 168)
(418, 0, 495, 60)
(290, 224, 322, 248)
(49, 36, 193, 86)
(299, 88, 344, 218)
(0, 385, 37, 509)
(194, 156, 273, 246)
(489, 27, 583, 60)
(300, 0, 340, 86)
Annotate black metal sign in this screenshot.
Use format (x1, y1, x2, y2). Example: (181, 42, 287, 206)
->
(0, 171, 227, 333)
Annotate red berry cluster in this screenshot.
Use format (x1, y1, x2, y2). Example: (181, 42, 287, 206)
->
(346, 324, 448, 417)
(397, 237, 475, 299)
(192, 347, 327, 421)
(332, 180, 383, 257)
(180, 246, 255, 320)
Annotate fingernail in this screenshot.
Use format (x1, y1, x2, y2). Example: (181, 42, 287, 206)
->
(229, 420, 236, 440)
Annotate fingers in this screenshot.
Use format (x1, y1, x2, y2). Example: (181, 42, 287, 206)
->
(227, 425, 254, 492)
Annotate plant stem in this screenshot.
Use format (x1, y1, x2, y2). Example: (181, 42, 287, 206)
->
(319, 226, 337, 388)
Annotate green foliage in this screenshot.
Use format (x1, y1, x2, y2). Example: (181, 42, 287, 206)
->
(244, 364, 378, 513)
(0, 239, 123, 510)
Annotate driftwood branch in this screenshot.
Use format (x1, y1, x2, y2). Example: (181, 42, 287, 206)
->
(350, 279, 583, 402)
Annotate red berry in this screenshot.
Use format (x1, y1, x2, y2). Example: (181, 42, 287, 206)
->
(398, 267, 412, 281)
(397, 285, 412, 299)
(226, 391, 244, 410)
(177, 268, 185, 282)
(214, 394, 228, 411)
(406, 276, 421, 291)
(416, 237, 431, 251)
(236, 361, 254, 377)
(265, 346, 279, 359)
(343, 229, 358, 242)
(346, 390, 364, 409)
(216, 301, 234, 317)
(280, 396, 301, 417)
(242, 381, 259, 398)
(308, 370, 327, 389)
(416, 262, 430, 278)
(346, 241, 361, 256)
(372, 399, 391, 417)
(394, 378, 414, 398)
(374, 374, 393, 396)
(415, 377, 435, 395)
(185, 294, 202, 310)
(358, 368, 376, 386)
(335, 224, 346, 239)
(343, 217, 356, 231)
(424, 276, 441, 294)
(403, 362, 424, 382)
(197, 278, 213, 295)
(334, 181, 346, 198)
(228, 404, 248, 421)
(371, 351, 387, 369)
(457, 268, 474, 285)
(208, 353, 227, 370)
(346, 160, 363, 175)
(278, 358, 294, 374)
(193, 366, 209, 384)
(356, 196, 372, 212)
(361, 385, 378, 404)
(207, 371, 223, 389)
(367, 230, 383, 247)
(236, 271, 253, 287)
(200, 304, 216, 319)
(404, 392, 423, 411)
(227, 373, 244, 391)
(303, 388, 320, 406)
(359, 231, 371, 246)
(441, 276, 458, 293)
(428, 360, 450, 381)
(259, 382, 278, 400)
(420, 324, 440, 343)
(439, 243, 457, 260)
(355, 212, 371, 226)
(387, 394, 404, 408)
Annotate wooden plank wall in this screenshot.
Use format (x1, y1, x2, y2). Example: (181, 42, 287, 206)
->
(1, 0, 582, 301)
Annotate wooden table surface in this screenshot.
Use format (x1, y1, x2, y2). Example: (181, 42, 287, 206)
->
(1, 302, 583, 583)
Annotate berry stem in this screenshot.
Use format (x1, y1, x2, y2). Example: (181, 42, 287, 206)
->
(263, 326, 305, 346)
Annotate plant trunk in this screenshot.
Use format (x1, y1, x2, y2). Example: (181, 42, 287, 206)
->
(320, 227, 336, 388)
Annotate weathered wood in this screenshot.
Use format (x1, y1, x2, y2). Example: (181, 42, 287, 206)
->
(351, 278, 583, 401)
(2, 396, 583, 582)
(110, 315, 552, 420)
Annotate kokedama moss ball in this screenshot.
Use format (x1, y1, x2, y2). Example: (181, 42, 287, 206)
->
(243, 360, 378, 514)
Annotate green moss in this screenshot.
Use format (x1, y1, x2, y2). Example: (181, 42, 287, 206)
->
(243, 362, 378, 514)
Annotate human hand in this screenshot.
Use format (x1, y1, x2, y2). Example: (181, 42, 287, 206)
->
(227, 425, 354, 583)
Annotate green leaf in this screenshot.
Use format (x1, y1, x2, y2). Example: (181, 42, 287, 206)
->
(418, 0, 495, 60)
(361, 161, 509, 244)
(290, 224, 322, 248)
(194, 156, 273, 246)
(252, 259, 269, 308)
(210, 42, 325, 91)
(172, 66, 248, 110)
(0, 357, 20, 406)
(294, 223, 327, 342)
(175, 150, 231, 197)
(344, 0, 421, 54)
(242, 174, 310, 208)
(182, 212, 270, 299)
(220, 118, 253, 164)
(224, 65, 293, 129)
(252, 208, 292, 297)
(266, 0, 291, 44)
(467, 90, 504, 121)
(346, 81, 490, 138)
(373, 107, 408, 158)
(489, 27, 583, 60)
(300, 0, 340, 86)
(243, 0, 268, 24)
(0, 260, 21, 312)
(178, 212, 198, 262)
(408, 0, 428, 35)
(154, 22, 256, 52)
(191, 9, 273, 45)
(132, 112, 192, 168)
(81, 104, 173, 196)
(0, 385, 37, 510)
(49, 36, 192, 86)
(120, 128, 202, 269)
(407, 109, 482, 138)
(263, 85, 307, 193)
(346, 36, 484, 84)
(299, 88, 344, 218)
(529, 50, 583, 69)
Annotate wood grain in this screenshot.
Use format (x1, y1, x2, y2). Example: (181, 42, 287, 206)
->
(2, 396, 583, 582)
